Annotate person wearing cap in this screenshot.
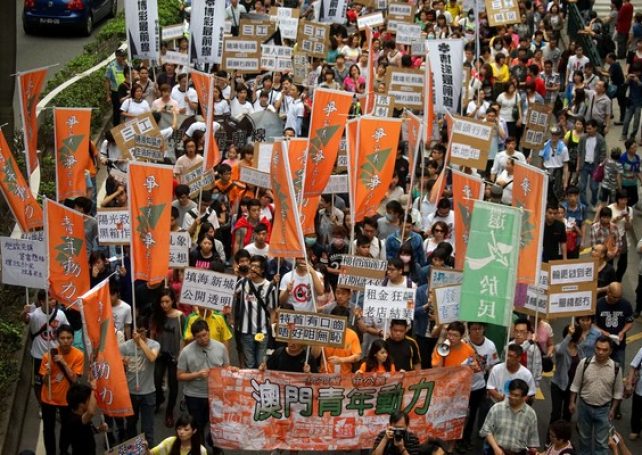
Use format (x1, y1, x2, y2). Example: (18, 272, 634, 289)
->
(536, 126, 570, 199)
(104, 49, 128, 126)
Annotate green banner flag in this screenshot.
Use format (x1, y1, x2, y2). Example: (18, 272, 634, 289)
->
(460, 201, 522, 327)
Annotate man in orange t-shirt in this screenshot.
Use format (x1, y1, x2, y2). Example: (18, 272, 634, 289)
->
(432, 321, 479, 369)
(39, 324, 85, 455)
(321, 306, 362, 375)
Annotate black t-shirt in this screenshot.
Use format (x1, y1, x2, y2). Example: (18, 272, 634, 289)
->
(386, 337, 421, 372)
(595, 297, 634, 345)
(597, 263, 616, 289)
(542, 220, 567, 262)
(67, 412, 96, 455)
(266, 346, 319, 373)
(372, 430, 421, 455)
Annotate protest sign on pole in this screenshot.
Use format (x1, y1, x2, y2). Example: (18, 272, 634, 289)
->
(337, 255, 387, 291)
(356, 12, 385, 30)
(239, 165, 271, 189)
(320, 0, 347, 24)
(0, 237, 46, 289)
(460, 201, 522, 327)
(0, 130, 43, 232)
(485, 0, 521, 27)
(431, 285, 461, 325)
(425, 39, 464, 115)
(385, 67, 423, 110)
(183, 164, 215, 198)
(292, 52, 310, 84)
(363, 284, 416, 321)
(239, 16, 276, 38)
(179, 268, 236, 310)
(429, 267, 464, 289)
(169, 231, 191, 269)
(261, 45, 294, 72)
(163, 50, 191, 67)
(270, 7, 301, 40)
(209, 367, 472, 450)
(512, 162, 548, 285)
(54, 108, 92, 201)
(110, 113, 164, 161)
(514, 285, 549, 317)
(189, 0, 225, 64)
(546, 258, 597, 318)
(373, 94, 396, 117)
(296, 21, 331, 58)
(387, 3, 415, 21)
(222, 38, 261, 74)
(162, 23, 185, 41)
(275, 309, 347, 348)
(520, 104, 552, 150)
(395, 23, 422, 45)
(448, 115, 493, 170)
(17, 67, 47, 177)
(124, 0, 159, 60)
(96, 208, 131, 245)
(451, 170, 484, 270)
(323, 174, 348, 194)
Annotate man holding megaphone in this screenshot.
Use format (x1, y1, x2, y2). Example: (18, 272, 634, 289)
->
(431, 321, 480, 370)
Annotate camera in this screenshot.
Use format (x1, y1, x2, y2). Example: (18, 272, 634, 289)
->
(393, 428, 406, 442)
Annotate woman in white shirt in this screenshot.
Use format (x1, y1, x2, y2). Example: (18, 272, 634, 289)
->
(340, 34, 362, 63)
(213, 86, 231, 116)
(121, 84, 151, 120)
(230, 85, 254, 120)
(496, 81, 521, 138)
(466, 89, 490, 119)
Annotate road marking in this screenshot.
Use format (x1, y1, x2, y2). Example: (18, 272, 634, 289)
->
(628, 331, 642, 343)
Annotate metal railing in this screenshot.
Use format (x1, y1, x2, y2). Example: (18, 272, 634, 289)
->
(567, 3, 602, 67)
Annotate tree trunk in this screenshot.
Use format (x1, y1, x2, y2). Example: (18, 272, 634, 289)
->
(0, 0, 16, 144)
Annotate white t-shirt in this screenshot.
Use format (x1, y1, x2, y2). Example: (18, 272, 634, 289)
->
(253, 101, 277, 113)
(170, 85, 198, 116)
(121, 98, 151, 116)
(174, 154, 203, 179)
(470, 337, 500, 391)
(230, 98, 254, 120)
(486, 362, 537, 401)
(182, 208, 220, 231)
(111, 300, 133, 333)
(244, 242, 270, 257)
(285, 99, 305, 136)
(608, 203, 632, 239)
(28, 307, 69, 359)
(151, 97, 179, 114)
(184, 121, 221, 138)
(425, 211, 455, 237)
(542, 142, 569, 169)
(214, 99, 231, 116)
(491, 150, 526, 177)
(279, 270, 323, 312)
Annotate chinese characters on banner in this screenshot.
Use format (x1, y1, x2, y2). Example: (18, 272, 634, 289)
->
(208, 367, 472, 451)
(239, 165, 271, 189)
(17, 67, 47, 176)
(261, 45, 294, 73)
(485, 0, 521, 27)
(169, 231, 191, 268)
(356, 12, 385, 30)
(124, 0, 159, 60)
(512, 162, 548, 285)
(0, 237, 46, 289)
(373, 95, 395, 117)
(45, 199, 90, 307)
(320, 0, 347, 23)
(448, 115, 493, 170)
(363, 284, 416, 324)
(79, 278, 133, 417)
(323, 174, 348, 194)
(96, 209, 131, 245)
(222, 38, 261, 74)
(432, 285, 461, 325)
(451, 170, 484, 270)
(296, 21, 330, 58)
(54, 108, 92, 201)
(429, 267, 463, 289)
(190, 0, 225, 64)
(275, 310, 347, 348)
(547, 259, 597, 318)
(183, 163, 215, 198)
(0, 130, 43, 231)
(425, 40, 464, 115)
(110, 113, 164, 162)
(337, 255, 387, 291)
(460, 201, 522, 327)
(520, 104, 552, 150)
(385, 67, 423, 110)
(179, 268, 237, 310)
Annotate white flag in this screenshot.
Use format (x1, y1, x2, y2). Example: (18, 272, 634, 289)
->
(125, 0, 160, 60)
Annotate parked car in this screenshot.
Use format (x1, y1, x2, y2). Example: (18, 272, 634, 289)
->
(23, 0, 117, 36)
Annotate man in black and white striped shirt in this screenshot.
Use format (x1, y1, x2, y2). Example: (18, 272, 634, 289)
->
(233, 255, 277, 369)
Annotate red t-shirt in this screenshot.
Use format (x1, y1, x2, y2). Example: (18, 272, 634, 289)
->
(526, 75, 547, 98)
(616, 3, 634, 34)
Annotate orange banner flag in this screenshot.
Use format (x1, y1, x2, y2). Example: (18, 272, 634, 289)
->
(285, 138, 318, 235)
(512, 162, 548, 285)
(18, 67, 48, 176)
(0, 130, 43, 231)
(423, 56, 435, 144)
(346, 118, 359, 205)
(451, 170, 484, 270)
(352, 117, 403, 222)
(128, 162, 173, 284)
(269, 141, 305, 258)
(406, 111, 422, 187)
(79, 278, 133, 417)
(54, 108, 92, 201)
(191, 70, 221, 170)
(45, 199, 90, 306)
(303, 88, 354, 198)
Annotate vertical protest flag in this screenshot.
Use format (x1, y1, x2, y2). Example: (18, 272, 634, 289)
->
(0, 130, 43, 231)
(54, 108, 92, 201)
(190, 0, 226, 64)
(45, 199, 90, 307)
(79, 278, 133, 417)
(128, 162, 173, 284)
(17, 67, 48, 177)
(460, 201, 522, 327)
(191, 70, 221, 170)
(303, 88, 354, 198)
(269, 141, 305, 257)
(451, 170, 484, 270)
(286, 138, 318, 235)
(124, 0, 160, 60)
(422, 54, 435, 145)
(512, 162, 548, 285)
(406, 111, 422, 183)
(353, 117, 403, 221)
(425, 39, 464, 115)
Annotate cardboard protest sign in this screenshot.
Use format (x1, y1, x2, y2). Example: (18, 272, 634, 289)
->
(163, 50, 190, 67)
(209, 367, 473, 450)
(320, 0, 348, 24)
(431, 285, 461, 325)
(388, 3, 415, 21)
(546, 258, 597, 318)
(297, 21, 330, 58)
(395, 22, 422, 45)
(275, 309, 347, 348)
(110, 113, 164, 161)
(96, 208, 131, 245)
(105, 433, 146, 455)
(337, 255, 387, 291)
(520, 104, 552, 150)
(430, 267, 463, 289)
(240, 16, 276, 38)
(292, 52, 310, 84)
(162, 23, 185, 41)
(373, 94, 395, 117)
(385, 67, 423, 109)
(270, 7, 300, 40)
(182, 163, 215, 198)
(239, 165, 271, 189)
(179, 268, 236, 310)
(222, 38, 261, 74)
(485, 0, 521, 27)
(253, 142, 274, 172)
(323, 174, 348, 194)
(261, 45, 293, 72)
(357, 12, 385, 30)
(514, 285, 549, 317)
(0, 237, 46, 289)
(169, 231, 191, 269)
(363, 284, 416, 322)
(448, 115, 493, 170)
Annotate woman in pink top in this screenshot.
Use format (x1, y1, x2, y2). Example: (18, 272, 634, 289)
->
(343, 64, 366, 94)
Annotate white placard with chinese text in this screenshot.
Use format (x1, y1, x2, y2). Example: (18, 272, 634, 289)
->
(430, 267, 463, 288)
(275, 309, 347, 348)
(433, 285, 461, 324)
(548, 260, 596, 286)
(163, 50, 190, 67)
(96, 209, 131, 245)
(323, 174, 348, 194)
(548, 290, 594, 316)
(169, 231, 191, 269)
(179, 268, 236, 310)
(239, 165, 271, 189)
(363, 284, 416, 322)
(357, 12, 385, 30)
(425, 39, 464, 115)
(0, 237, 46, 289)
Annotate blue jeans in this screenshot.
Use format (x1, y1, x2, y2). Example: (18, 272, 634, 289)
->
(578, 162, 599, 207)
(239, 333, 268, 369)
(126, 392, 156, 446)
(622, 105, 641, 139)
(577, 399, 610, 455)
